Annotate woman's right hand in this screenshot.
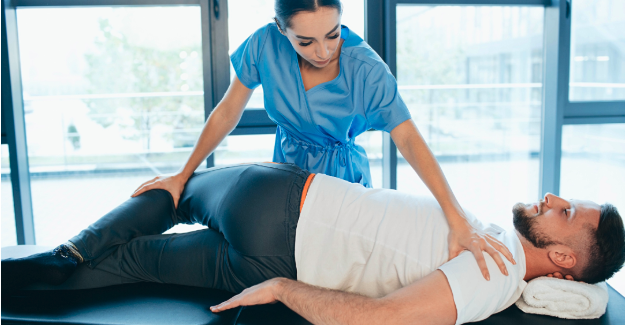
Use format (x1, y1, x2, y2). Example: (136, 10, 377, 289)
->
(131, 174, 187, 208)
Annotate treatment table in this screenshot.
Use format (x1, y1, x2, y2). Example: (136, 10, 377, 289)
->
(3, 246, 625, 324)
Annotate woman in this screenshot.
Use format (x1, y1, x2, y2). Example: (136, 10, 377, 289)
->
(133, 0, 514, 279)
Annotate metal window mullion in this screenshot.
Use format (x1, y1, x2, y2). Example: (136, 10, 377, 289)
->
(563, 117, 625, 125)
(366, 0, 398, 189)
(381, 0, 398, 189)
(3, 0, 36, 245)
(202, 0, 231, 168)
(564, 101, 625, 118)
(200, 0, 215, 168)
(539, 0, 570, 198)
(395, 0, 547, 5)
(15, 0, 202, 6)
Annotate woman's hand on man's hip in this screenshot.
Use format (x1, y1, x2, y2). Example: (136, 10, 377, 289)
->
(131, 174, 187, 208)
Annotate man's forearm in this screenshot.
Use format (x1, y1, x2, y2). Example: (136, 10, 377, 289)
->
(275, 278, 388, 325)
(211, 272, 456, 325)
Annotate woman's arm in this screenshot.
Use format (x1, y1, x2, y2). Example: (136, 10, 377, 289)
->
(390, 119, 515, 280)
(131, 76, 254, 207)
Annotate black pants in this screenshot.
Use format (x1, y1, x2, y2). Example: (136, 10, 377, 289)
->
(68, 163, 310, 293)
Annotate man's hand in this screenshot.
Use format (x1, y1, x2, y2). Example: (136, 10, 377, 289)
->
(131, 174, 187, 208)
(210, 278, 282, 313)
(447, 220, 516, 281)
(212, 271, 458, 325)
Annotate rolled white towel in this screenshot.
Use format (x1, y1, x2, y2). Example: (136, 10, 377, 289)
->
(515, 276, 608, 319)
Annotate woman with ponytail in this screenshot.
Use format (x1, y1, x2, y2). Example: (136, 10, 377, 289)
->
(132, 0, 516, 280)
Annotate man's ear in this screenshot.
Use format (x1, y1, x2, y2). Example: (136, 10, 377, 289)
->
(548, 245, 577, 269)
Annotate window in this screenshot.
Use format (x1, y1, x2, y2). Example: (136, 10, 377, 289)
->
(214, 134, 275, 166)
(560, 123, 625, 215)
(1, 144, 17, 247)
(16, 7, 205, 245)
(569, 0, 625, 101)
(396, 5, 544, 227)
(560, 123, 625, 295)
(227, 0, 274, 110)
(356, 130, 383, 188)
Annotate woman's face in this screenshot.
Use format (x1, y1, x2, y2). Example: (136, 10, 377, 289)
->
(283, 7, 342, 68)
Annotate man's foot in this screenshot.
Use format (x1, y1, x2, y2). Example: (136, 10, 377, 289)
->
(2, 246, 79, 295)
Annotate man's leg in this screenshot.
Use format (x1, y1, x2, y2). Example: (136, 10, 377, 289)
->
(101, 162, 310, 292)
(81, 226, 297, 293)
(69, 188, 180, 268)
(73, 162, 308, 269)
(4, 163, 309, 292)
(2, 187, 184, 294)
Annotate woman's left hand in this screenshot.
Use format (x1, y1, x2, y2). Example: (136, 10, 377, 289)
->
(447, 220, 516, 281)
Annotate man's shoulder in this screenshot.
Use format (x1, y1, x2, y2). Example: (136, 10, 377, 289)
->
(438, 229, 526, 324)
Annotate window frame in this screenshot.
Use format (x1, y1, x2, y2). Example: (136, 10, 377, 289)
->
(3, 0, 623, 245)
(2, 0, 227, 244)
(366, 0, 625, 192)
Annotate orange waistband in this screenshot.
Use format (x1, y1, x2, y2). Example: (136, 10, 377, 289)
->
(300, 173, 316, 213)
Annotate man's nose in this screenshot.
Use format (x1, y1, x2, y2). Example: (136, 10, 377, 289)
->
(544, 193, 564, 208)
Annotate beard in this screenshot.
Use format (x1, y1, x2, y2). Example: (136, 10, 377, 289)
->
(512, 201, 560, 249)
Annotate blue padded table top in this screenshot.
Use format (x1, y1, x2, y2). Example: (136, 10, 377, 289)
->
(2, 246, 625, 324)
(3, 282, 624, 324)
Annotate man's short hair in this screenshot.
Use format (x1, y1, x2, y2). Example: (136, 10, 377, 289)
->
(579, 203, 625, 284)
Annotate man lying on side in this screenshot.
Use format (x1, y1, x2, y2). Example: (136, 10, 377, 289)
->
(3, 163, 624, 325)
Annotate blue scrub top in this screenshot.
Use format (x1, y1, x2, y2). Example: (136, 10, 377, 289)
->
(231, 23, 411, 187)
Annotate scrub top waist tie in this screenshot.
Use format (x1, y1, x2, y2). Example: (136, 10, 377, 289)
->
(273, 127, 372, 188)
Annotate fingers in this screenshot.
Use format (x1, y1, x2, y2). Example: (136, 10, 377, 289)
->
(131, 177, 159, 197)
(484, 245, 508, 276)
(549, 272, 565, 280)
(469, 244, 490, 281)
(447, 246, 462, 261)
(131, 182, 156, 197)
(546, 272, 577, 282)
(210, 295, 242, 313)
(485, 234, 516, 265)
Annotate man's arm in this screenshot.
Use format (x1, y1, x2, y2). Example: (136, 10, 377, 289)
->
(211, 270, 457, 325)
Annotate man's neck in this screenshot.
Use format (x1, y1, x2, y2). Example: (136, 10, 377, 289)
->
(515, 231, 559, 281)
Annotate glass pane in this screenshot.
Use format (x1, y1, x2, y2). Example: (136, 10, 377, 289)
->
(17, 7, 205, 245)
(1, 144, 17, 247)
(228, 0, 364, 110)
(355, 131, 383, 188)
(228, 0, 274, 110)
(569, 0, 625, 101)
(396, 6, 544, 228)
(213, 134, 275, 166)
(560, 123, 625, 294)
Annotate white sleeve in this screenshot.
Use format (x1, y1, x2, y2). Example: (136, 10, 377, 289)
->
(438, 251, 522, 324)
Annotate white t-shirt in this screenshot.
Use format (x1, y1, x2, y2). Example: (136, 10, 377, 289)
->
(295, 174, 527, 324)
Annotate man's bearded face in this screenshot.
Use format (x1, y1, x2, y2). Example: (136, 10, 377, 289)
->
(512, 201, 561, 249)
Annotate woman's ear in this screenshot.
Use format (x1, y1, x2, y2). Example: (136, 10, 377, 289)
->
(548, 246, 577, 269)
(274, 18, 286, 35)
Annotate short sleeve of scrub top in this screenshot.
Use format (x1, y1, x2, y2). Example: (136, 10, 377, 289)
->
(363, 63, 411, 133)
(230, 26, 268, 89)
(229, 23, 412, 187)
